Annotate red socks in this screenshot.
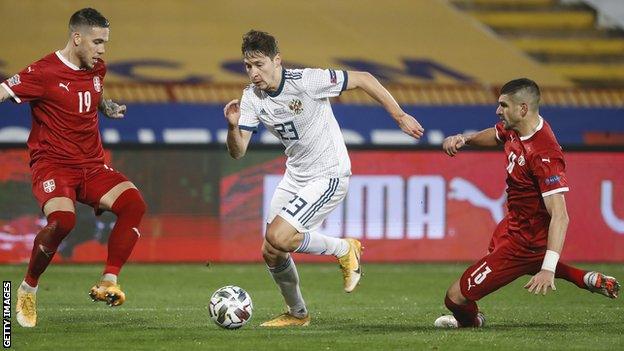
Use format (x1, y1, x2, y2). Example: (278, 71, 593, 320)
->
(555, 261, 587, 289)
(25, 211, 76, 287)
(24, 188, 146, 286)
(445, 295, 481, 327)
(104, 188, 146, 275)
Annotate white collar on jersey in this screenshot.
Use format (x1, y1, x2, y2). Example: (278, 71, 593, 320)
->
(55, 51, 81, 71)
(520, 116, 544, 141)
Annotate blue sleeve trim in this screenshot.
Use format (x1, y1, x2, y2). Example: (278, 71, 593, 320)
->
(340, 70, 349, 93)
(329, 69, 337, 84)
(239, 125, 258, 133)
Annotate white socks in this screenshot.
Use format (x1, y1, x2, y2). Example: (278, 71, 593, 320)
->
(294, 231, 349, 257)
(20, 281, 38, 293)
(268, 256, 307, 318)
(102, 273, 117, 284)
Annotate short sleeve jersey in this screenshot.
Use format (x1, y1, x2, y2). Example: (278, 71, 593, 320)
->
(238, 68, 351, 185)
(1, 51, 106, 167)
(495, 117, 569, 248)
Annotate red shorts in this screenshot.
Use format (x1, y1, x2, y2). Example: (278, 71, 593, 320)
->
(31, 163, 130, 213)
(460, 230, 545, 301)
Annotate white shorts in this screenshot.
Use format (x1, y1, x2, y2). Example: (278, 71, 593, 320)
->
(267, 176, 349, 233)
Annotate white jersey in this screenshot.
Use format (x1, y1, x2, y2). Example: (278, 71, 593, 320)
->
(239, 68, 352, 185)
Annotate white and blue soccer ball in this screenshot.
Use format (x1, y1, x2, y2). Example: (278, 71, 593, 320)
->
(208, 285, 253, 329)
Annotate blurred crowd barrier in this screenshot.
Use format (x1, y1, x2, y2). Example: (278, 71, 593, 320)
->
(1, 147, 622, 263)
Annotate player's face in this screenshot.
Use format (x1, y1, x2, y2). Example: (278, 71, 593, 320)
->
(496, 94, 523, 130)
(76, 26, 109, 69)
(243, 53, 282, 92)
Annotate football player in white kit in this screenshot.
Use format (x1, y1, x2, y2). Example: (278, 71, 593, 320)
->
(224, 30, 424, 327)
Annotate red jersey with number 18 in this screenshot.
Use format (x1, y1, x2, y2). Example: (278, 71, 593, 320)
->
(1, 51, 106, 167)
(494, 117, 569, 249)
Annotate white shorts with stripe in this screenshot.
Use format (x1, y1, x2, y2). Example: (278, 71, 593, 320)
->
(267, 176, 349, 233)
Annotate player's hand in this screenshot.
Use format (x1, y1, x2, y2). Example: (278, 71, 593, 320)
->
(442, 134, 467, 157)
(396, 113, 424, 139)
(524, 270, 556, 295)
(223, 99, 241, 127)
(100, 99, 127, 119)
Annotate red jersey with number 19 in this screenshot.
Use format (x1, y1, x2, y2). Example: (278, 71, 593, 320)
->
(494, 117, 569, 249)
(1, 51, 106, 167)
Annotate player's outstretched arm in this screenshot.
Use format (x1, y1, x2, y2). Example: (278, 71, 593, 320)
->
(442, 128, 499, 157)
(99, 98, 127, 119)
(224, 99, 253, 159)
(345, 71, 423, 139)
(524, 193, 569, 295)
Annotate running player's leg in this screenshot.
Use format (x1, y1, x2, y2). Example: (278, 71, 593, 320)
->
(83, 165, 146, 306)
(265, 177, 361, 292)
(267, 215, 349, 258)
(25, 198, 76, 290)
(260, 186, 309, 327)
(18, 165, 81, 327)
(260, 238, 310, 327)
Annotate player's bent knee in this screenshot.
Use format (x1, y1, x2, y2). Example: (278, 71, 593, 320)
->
(261, 241, 274, 257)
(264, 229, 290, 252)
(111, 188, 147, 218)
(447, 279, 469, 305)
(51, 211, 77, 234)
(261, 241, 282, 266)
(262, 249, 278, 265)
(42, 211, 77, 249)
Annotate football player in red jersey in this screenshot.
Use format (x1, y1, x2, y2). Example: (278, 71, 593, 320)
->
(0, 8, 146, 327)
(435, 78, 619, 328)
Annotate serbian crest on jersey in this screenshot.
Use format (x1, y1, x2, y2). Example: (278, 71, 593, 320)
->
(43, 179, 56, 193)
(93, 76, 102, 92)
(289, 99, 303, 115)
(517, 155, 526, 166)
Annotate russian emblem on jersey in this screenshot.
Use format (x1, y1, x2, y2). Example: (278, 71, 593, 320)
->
(93, 76, 102, 92)
(7, 74, 21, 87)
(329, 69, 337, 84)
(289, 99, 303, 115)
(42, 179, 56, 193)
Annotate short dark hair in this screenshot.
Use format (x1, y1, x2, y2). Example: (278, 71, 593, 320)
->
(69, 8, 109, 31)
(500, 78, 541, 107)
(241, 30, 279, 58)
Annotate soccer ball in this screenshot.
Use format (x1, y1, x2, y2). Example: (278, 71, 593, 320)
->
(208, 285, 253, 329)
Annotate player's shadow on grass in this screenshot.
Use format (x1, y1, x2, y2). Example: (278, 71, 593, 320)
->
(313, 321, 612, 333)
(486, 322, 612, 331)
(314, 322, 431, 333)
(45, 314, 152, 328)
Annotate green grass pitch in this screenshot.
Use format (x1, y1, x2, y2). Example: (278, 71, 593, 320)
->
(3, 263, 623, 350)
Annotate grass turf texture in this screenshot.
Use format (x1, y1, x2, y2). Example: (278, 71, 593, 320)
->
(3, 263, 623, 350)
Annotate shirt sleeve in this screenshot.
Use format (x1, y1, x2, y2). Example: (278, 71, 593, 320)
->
(300, 68, 348, 99)
(238, 90, 260, 133)
(1, 64, 45, 103)
(530, 150, 569, 197)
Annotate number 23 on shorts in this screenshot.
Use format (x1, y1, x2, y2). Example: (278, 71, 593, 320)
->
(282, 195, 308, 217)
